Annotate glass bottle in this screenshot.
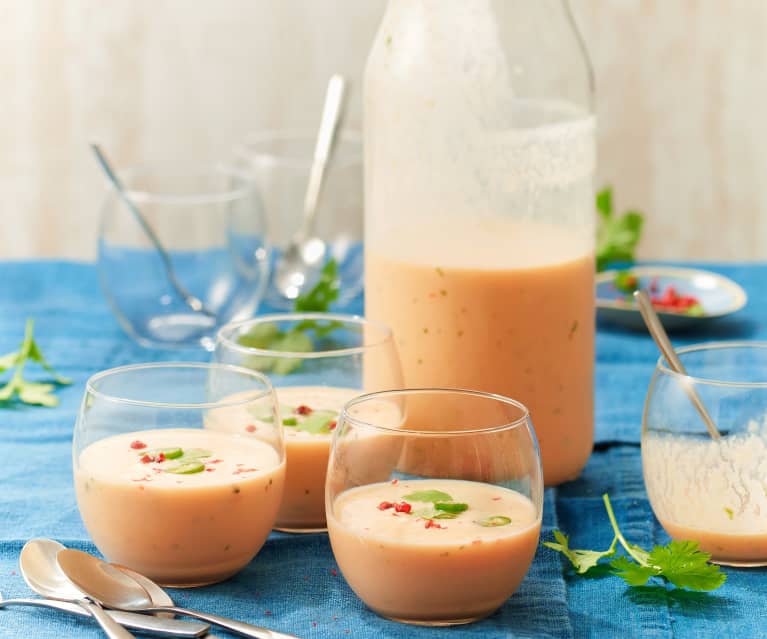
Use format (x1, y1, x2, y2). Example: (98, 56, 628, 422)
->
(364, 0, 595, 485)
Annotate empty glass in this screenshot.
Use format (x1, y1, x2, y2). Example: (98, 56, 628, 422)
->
(234, 130, 363, 308)
(98, 163, 270, 350)
(326, 389, 543, 625)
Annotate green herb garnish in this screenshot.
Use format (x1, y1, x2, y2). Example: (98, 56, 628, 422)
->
(477, 515, 513, 528)
(434, 502, 469, 514)
(596, 187, 645, 272)
(283, 417, 298, 426)
(237, 259, 341, 375)
(0, 319, 72, 407)
(403, 489, 453, 503)
(165, 460, 206, 474)
(142, 447, 183, 460)
(544, 494, 726, 591)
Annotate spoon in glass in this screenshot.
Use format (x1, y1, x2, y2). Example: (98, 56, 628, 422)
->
(90, 143, 217, 320)
(634, 289, 721, 439)
(272, 74, 347, 301)
(57, 548, 301, 639)
(19, 539, 135, 639)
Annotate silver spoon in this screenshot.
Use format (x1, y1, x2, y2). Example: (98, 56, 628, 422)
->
(0, 591, 210, 637)
(634, 289, 721, 439)
(19, 539, 135, 639)
(90, 143, 217, 319)
(57, 548, 301, 639)
(273, 74, 347, 301)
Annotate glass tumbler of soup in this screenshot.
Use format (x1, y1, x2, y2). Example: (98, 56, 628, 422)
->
(214, 313, 403, 533)
(73, 362, 284, 587)
(326, 389, 543, 625)
(643, 342, 767, 567)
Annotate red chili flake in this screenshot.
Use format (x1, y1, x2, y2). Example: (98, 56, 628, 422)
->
(205, 468, 216, 472)
(233, 467, 259, 475)
(377, 501, 394, 511)
(157, 452, 166, 463)
(391, 479, 398, 485)
(330, 568, 337, 576)
(424, 519, 444, 529)
(131, 476, 150, 482)
(394, 501, 412, 514)
(130, 440, 147, 450)
(245, 424, 257, 433)
(294, 404, 313, 415)
(140, 454, 152, 464)
(209, 459, 223, 464)
(328, 420, 337, 430)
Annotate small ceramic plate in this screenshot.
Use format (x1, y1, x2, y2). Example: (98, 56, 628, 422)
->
(596, 266, 747, 330)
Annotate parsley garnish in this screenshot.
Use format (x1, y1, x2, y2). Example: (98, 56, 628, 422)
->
(544, 494, 726, 591)
(596, 187, 645, 272)
(0, 319, 72, 407)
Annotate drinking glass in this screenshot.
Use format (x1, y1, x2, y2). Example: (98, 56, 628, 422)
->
(73, 362, 283, 587)
(326, 389, 543, 625)
(214, 313, 402, 532)
(642, 342, 767, 567)
(98, 163, 270, 350)
(234, 130, 363, 308)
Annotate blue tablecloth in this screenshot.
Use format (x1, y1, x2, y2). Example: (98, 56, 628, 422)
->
(1, 260, 765, 639)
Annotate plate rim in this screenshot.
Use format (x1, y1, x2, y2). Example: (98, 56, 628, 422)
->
(595, 265, 748, 320)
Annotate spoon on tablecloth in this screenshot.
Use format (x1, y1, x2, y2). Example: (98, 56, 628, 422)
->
(19, 539, 135, 638)
(634, 289, 721, 439)
(57, 548, 301, 639)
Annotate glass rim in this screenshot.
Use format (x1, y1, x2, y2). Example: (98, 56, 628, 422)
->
(215, 313, 394, 359)
(340, 388, 531, 437)
(656, 341, 767, 388)
(108, 162, 256, 205)
(85, 362, 274, 409)
(235, 128, 362, 170)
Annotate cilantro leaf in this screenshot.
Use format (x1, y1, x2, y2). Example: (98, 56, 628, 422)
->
(646, 540, 727, 591)
(544, 530, 617, 574)
(294, 258, 340, 312)
(434, 502, 468, 514)
(595, 187, 645, 272)
(403, 489, 452, 503)
(610, 555, 659, 586)
(0, 319, 71, 408)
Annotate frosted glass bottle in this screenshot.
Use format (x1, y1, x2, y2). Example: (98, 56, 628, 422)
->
(364, 0, 596, 485)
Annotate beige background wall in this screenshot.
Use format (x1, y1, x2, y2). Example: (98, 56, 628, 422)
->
(2, 0, 765, 261)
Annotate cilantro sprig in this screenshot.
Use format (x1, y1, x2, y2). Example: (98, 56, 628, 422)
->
(544, 494, 726, 592)
(0, 319, 72, 407)
(596, 187, 645, 272)
(238, 258, 341, 374)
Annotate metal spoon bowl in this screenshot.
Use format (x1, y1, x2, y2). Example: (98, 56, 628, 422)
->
(57, 549, 300, 639)
(19, 539, 136, 638)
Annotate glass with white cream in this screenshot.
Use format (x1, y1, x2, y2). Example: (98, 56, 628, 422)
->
(73, 362, 284, 587)
(214, 313, 403, 532)
(642, 342, 767, 567)
(326, 389, 543, 625)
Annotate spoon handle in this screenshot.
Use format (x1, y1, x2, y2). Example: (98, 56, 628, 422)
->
(154, 605, 301, 639)
(298, 74, 347, 241)
(0, 598, 209, 637)
(80, 599, 137, 639)
(634, 289, 721, 439)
